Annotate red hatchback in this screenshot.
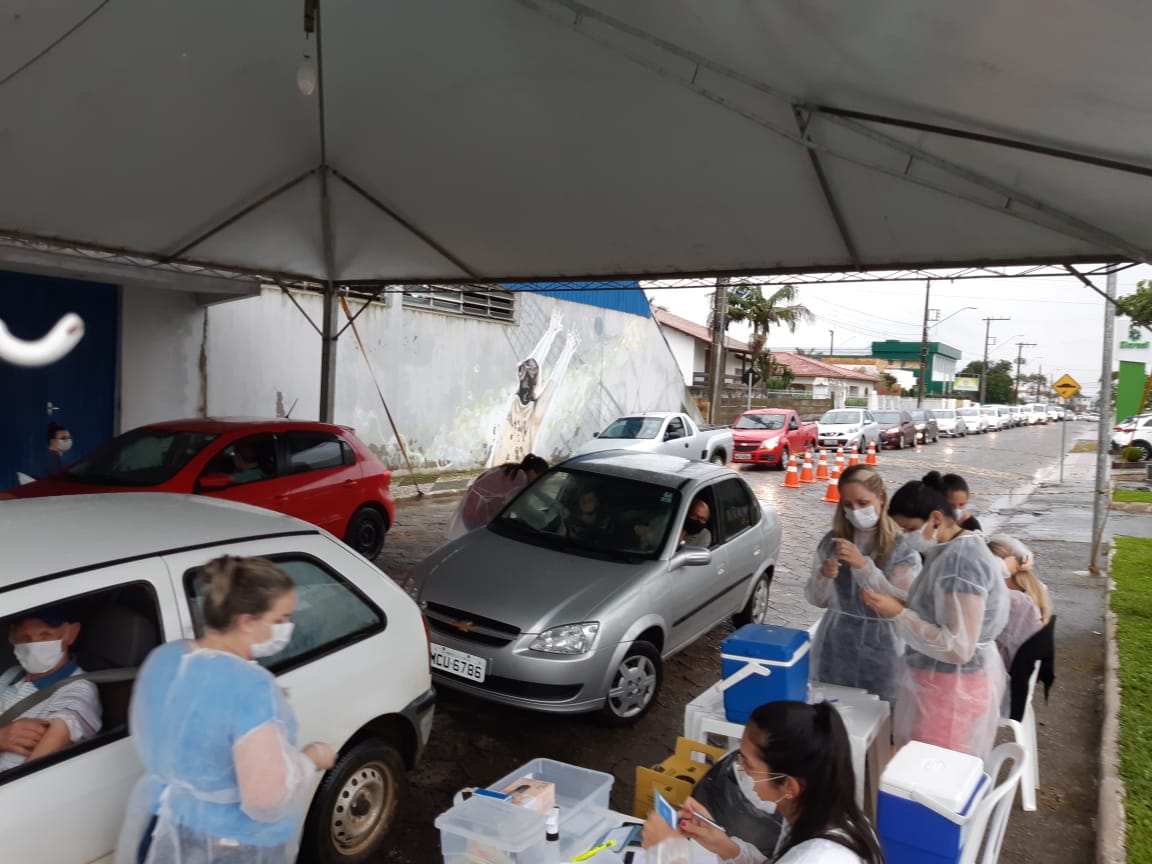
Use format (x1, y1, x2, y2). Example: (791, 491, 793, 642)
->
(3, 418, 395, 558)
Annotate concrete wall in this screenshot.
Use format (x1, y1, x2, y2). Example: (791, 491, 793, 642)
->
(113, 286, 685, 470)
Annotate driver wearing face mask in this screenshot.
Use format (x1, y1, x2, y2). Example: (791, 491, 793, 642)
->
(680, 499, 712, 548)
(36, 422, 74, 479)
(0, 605, 102, 772)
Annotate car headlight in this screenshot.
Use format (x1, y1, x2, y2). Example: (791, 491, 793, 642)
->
(530, 622, 600, 654)
(846, 427, 858, 434)
(761, 438, 780, 449)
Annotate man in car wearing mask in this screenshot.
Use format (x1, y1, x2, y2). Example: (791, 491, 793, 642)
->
(680, 498, 712, 548)
(0, 606, 101, 772)
(37, 422, 74, 479)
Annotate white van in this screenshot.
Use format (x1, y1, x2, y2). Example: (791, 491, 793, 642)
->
(1023, 403, 1048, 425)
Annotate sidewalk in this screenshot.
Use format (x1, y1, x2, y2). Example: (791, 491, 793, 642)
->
(994, 444, 1150, 863)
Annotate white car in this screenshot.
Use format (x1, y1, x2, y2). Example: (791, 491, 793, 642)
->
(1111, 414, 1152, 457)
(816, 409, 881, 452)
(1046, 405, 1066, 422)
(575, 412, 733, 465)
(1009, 406, 1026, 426)
(957, 407, 987, 434)
(0, 494, 434, 864)
(985, 406, 1014, 430)
(1023, 403, 1048, 425)
(933, 409, 968, 437)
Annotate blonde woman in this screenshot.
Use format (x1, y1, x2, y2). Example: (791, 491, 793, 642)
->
(987, 534, 1052, 669)
(806, 465, 921, 702)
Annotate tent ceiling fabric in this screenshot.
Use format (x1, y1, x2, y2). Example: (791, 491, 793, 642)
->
(1, 0, 1151, 284)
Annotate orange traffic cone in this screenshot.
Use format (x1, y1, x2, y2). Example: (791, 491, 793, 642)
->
(799, 452, 816, 484)
(815, 449, 830, 481)
(822, 475, 840, 503)
(848, 445, 860, 468)
(865, 439, 878, 466)
(832, 450, 844, 479)
(782, 454, 801, 489)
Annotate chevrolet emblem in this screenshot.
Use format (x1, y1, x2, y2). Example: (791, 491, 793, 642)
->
(451, 619, 474, 633)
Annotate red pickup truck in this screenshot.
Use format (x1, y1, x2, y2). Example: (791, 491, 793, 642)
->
(730, 408, 819, 469)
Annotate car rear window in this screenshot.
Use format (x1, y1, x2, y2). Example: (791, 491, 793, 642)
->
(733, 414, 785, 431)
(65, 429, 218, 486)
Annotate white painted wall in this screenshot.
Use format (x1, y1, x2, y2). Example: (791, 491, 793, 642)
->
(663, 328, 696, 385)
(106, 287, 687, 470)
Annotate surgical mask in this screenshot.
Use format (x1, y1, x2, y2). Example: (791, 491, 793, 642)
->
(684, 517, 707, 534)
(844, 506, 879, 531)
(903, 524, 939, 554)
(953, 508, 965, 522)
(732, 760, 785, 815)
(55, 438, 73, 453)
(14, 639, 65, 675)
(250, 622, 294, 659)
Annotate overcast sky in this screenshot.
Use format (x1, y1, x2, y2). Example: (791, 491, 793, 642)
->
(645, 264, 1152, 398)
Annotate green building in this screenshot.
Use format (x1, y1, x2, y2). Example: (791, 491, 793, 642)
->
(822, 341, 963, 396)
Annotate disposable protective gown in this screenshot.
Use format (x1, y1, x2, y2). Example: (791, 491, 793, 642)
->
(116, 641, 317, 864)
(892, 533, 1010, 758)
(445, 466, 529, 540)
(806, 529, 921, 703)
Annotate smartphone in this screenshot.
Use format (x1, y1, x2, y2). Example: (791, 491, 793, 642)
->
(653, 789, 677, 827)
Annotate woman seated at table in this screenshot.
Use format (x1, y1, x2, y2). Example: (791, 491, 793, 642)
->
(642, 701, 884, 864)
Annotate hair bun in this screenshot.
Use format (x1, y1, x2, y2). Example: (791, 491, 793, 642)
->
(921, 470, 943, 489)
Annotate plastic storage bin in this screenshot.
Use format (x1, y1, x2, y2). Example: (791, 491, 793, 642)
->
(720, 624, 810, 723)
(436, 758, 614, 862)
(877, 741, 989, 864)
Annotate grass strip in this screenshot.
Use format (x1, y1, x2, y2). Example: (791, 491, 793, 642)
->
(1114, 489, 1152, 504)
(1111, 535, 1152, 860)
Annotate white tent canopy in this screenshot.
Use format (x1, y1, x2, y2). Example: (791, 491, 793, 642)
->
(2, 0, 1152, 285)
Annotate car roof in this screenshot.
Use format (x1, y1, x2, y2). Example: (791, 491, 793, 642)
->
(144, 417, 354, 434)
(558, 451, 732, 487)
(0, 494, 319, 589)
(740, 408, 790, 415)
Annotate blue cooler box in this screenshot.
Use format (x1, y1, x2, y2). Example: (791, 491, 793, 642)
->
(720, 624, 810, 723)
(878, 741, 990, 864)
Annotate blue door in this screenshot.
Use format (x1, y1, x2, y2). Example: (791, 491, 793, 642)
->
(0, 271, 119, 489)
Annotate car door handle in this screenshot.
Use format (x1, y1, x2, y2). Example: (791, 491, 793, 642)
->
(717, 567, 725, 576)
(753, 546, 761, 557)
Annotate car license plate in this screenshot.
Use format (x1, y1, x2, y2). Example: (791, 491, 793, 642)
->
(821, 439, 838, 446)
(430, 643, 487, 683)
(734, 453, 752, 461)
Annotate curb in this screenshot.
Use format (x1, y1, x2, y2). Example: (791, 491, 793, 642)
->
(1098, 567, 1127, 864)
(1110, 501, 1152, 513)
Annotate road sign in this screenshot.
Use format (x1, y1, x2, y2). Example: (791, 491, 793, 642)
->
(1053, 373, 1080, 399)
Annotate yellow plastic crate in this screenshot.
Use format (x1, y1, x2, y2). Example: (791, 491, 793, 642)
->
(632, 737, 727, 818)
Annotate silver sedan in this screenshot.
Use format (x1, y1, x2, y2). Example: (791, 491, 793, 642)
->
(416, 452, 782, 724)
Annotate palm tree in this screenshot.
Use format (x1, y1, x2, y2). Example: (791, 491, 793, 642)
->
(726, 283, 814, 391)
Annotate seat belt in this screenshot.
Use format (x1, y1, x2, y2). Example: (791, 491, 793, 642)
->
(0, 668, 139, 728)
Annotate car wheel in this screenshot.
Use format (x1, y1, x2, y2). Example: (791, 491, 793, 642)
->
(896, 434, 904, 450)
(600, 642, 662, 726)
(345, 506, 388, 559)
(1136, 441, 1152, 461)
(733, 573, 772, 627)
(777, 446, 790, 471)
(710, 451, 727, 465)
(303, 740, 407, 864)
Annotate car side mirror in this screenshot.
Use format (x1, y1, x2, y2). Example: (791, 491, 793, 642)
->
(664, 431, 677, 441)
(671, 547, 712, 569)
(592, 431, 600, 438)
(197, 473, 233, 490)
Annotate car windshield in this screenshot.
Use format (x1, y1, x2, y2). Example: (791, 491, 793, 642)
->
(64, 428, 219, 486)
(821, 411, 861, 424)
(982, 408, 997, 415)
(597, 417, 663, 439)
(873, 412, 901, 424)
(733, 414, 785, 430)
(908, 411, 927, 421)
(958, 409, 979, 417)
(490, 468, 681, 561)
(935, 410, 956, 418)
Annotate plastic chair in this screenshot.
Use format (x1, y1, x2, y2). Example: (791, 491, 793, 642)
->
(999, 660, 1041, 811)
(957, 742, 1025, 864)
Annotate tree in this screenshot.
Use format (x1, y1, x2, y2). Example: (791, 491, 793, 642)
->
(725, 284, 814, 393)
(1115, 279, 1152, 328)
(961, 360, 1015, 403)
(880, 372, 902, 396)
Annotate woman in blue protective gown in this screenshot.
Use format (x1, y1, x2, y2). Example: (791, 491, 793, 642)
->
(116, 556, 335, 864)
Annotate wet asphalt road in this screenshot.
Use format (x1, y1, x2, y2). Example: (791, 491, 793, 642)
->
(373, 421, 1081, 862)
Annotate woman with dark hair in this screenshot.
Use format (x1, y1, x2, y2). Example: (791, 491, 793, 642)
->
(642, 701, 884, 864)
(806, 464, 921, 702)
(860, 472, 1009, 758)
(445, 454, 549, 540)
(935, 472, 981, 532)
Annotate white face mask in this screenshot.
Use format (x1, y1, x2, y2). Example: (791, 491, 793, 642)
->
(733, 760, 785, 816)
(56, 439, 73, 453)
(844, 506, 879, 531)
(250, 622, 294, 659)
(903, 523, 939, 554)
(14, 639, 66, 675)
(953, 508, 965, 522)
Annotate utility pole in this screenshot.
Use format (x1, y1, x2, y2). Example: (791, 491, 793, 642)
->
(829, 330, 834, 357)
(1013, 342, 1037, 403)
(708, 277, 730, 424)
(979, 316, 1011, 404)
(1091, 270, 1118, 572)
(917, 280, 931, 407)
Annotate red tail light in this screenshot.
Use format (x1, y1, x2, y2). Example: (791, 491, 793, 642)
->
(422, 613, 431, 658)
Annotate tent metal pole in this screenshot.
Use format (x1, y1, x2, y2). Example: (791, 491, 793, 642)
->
(315, 0, 339, 423)
(1091, 270, 1118, 572)
(793, 107, 860, 267)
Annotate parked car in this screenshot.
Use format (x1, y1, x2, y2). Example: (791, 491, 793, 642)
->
(730, 409, 819, 469)
(873, 411, 918, 450)
(1046, 404, 1066, 423)
(957, 407, 988, 434)
(1111, 413, 1152, 458)
(933, 409, 968, 438)
(1084, 412, 1101, 423)
(2, 418, 395, 559)
(816, 409, 881, 452)
(1009, 406, 1026, 426)
(417, 452, 782, 724)
(574, 412, 733, 464)
(1023, 403, 1049, 425)
(980, 407, 1004, 431)
(0, 493, 434, 864)
(985, 406, 1013, 430)
(906, 409, 940, 444)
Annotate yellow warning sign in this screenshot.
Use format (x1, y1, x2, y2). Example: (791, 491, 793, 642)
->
(1052, 373, 1080, 399)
